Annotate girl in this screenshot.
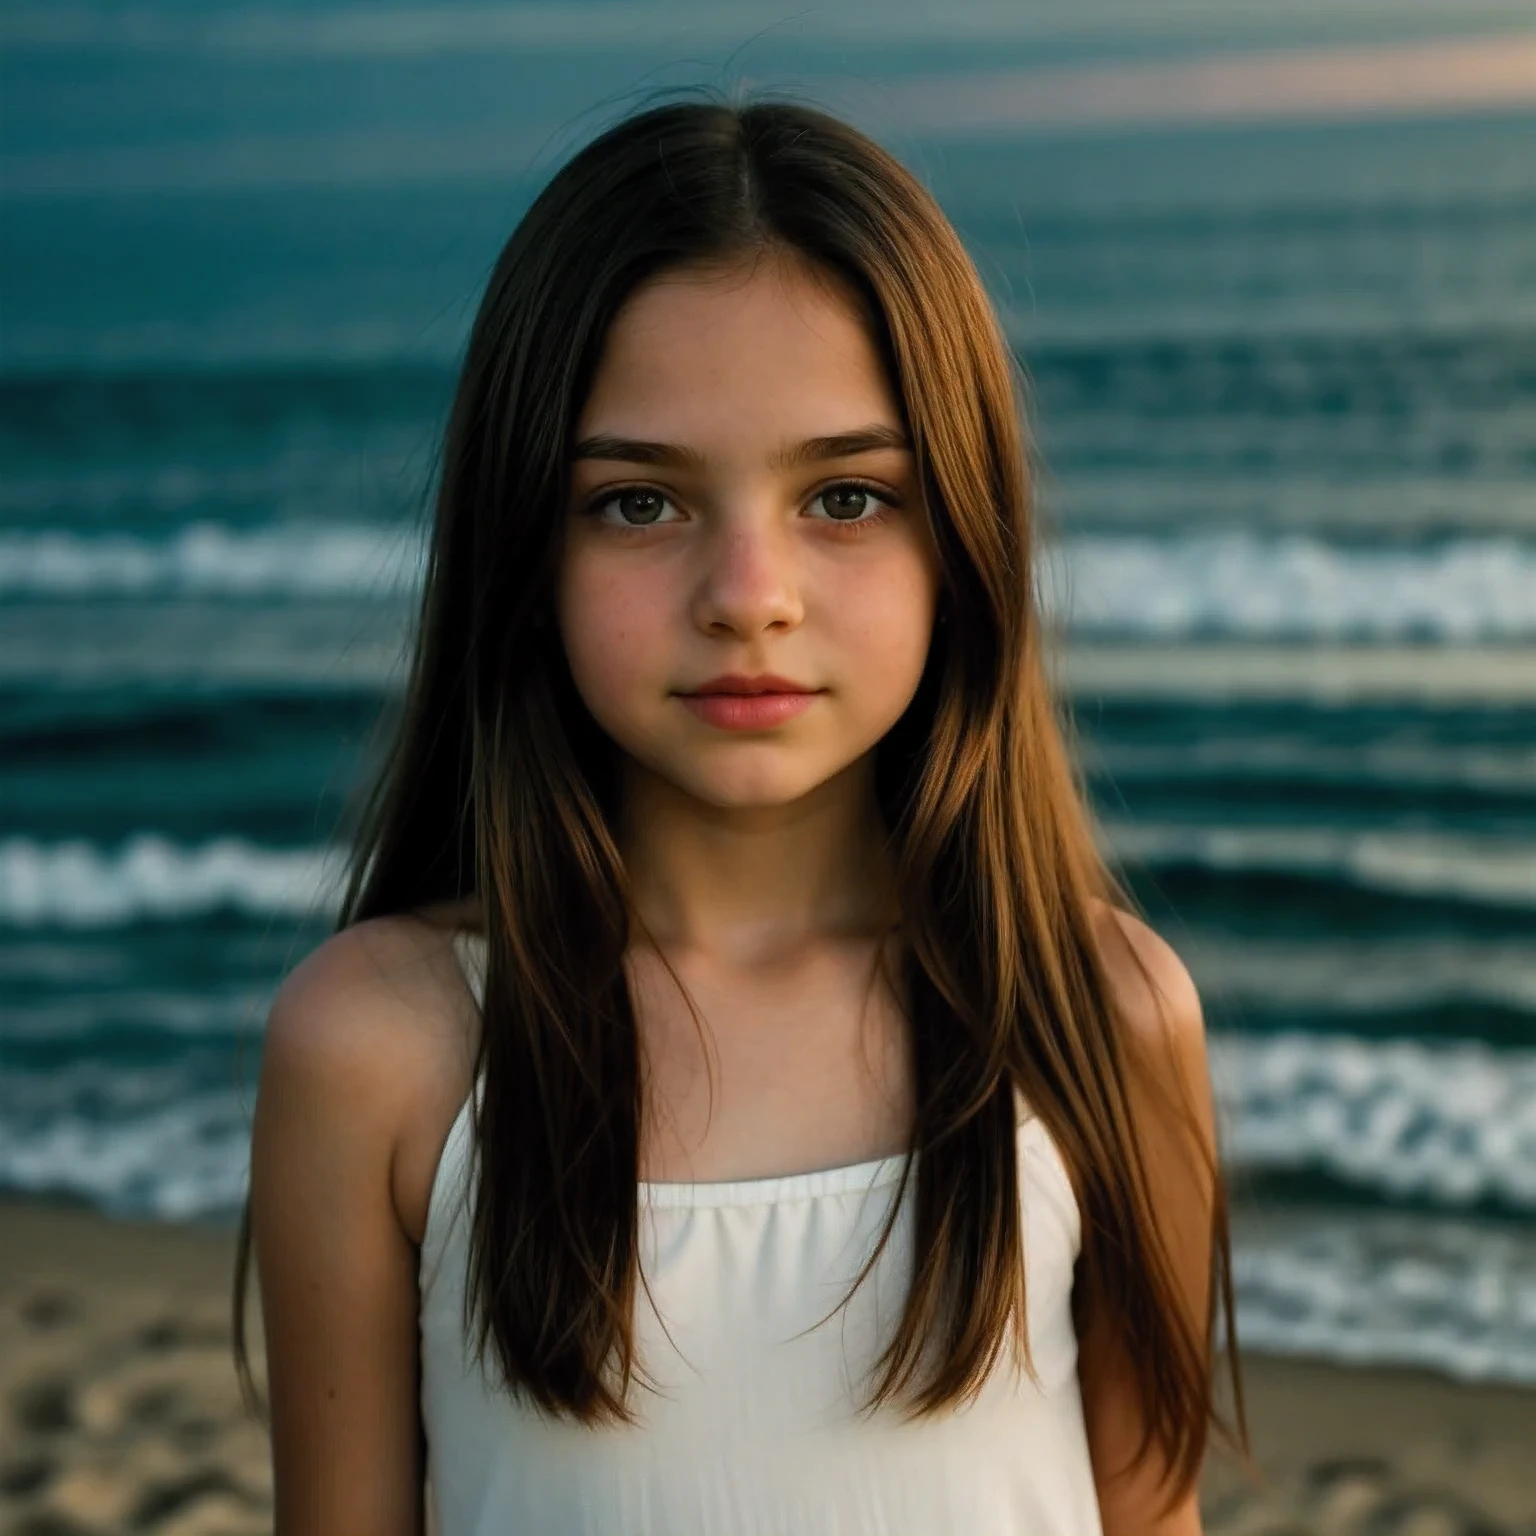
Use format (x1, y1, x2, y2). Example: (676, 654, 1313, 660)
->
(236, 97, 1241, 1534)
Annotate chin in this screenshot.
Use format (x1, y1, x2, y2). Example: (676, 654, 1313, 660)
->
(674, 761, 844, 811)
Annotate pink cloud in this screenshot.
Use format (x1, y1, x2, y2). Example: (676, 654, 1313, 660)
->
(888, 32, 1536, 135)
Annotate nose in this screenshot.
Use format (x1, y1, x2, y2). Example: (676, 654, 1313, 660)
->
(690, 512, 804, 639)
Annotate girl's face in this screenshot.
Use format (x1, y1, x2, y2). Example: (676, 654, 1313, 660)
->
(558, 251, 939, 812)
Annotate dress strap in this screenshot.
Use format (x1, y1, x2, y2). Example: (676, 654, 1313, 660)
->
(450, 928, 487, 1009)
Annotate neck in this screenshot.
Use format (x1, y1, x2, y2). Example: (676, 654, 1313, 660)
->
(617, 755, 897, 966)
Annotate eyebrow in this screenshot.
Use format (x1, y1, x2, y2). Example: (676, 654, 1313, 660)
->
(570, 424, 911, 471)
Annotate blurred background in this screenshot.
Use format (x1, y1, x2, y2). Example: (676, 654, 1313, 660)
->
(2, 1, 1534, 1530)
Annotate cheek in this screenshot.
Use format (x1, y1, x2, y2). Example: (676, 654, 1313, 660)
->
(833, 550, 938, 696)
(557, 557, 666, 723)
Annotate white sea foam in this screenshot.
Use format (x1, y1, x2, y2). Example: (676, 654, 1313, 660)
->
(0, 836, 345, 928)
(0, 1087, 253, 1221)
(1212, 1033, 1536, 1208)
(1061, 643, 1536, 705)
(0, 523, 420, 598)
(1040, 532, 1536, 642)
(0, 600, 412, 688)
(1185, 932, 1536, 1017)
(1104, 820, 1536, 908)
(5, 524, 1536, 643)
(1230, 1209, 1536, 1385)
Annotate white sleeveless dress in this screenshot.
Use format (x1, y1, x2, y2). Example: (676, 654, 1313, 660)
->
(419, 932, 1103, 1534)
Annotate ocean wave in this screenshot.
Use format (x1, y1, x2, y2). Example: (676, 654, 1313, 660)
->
(1062, 643, 1536, 705)
(4, 819, 1530, 945)
(1030, 325, 1536, 422)
(1212, 1033, 1536, 1209)
(1043, 532, 1536, 642)
(1188, 933, 1536, 1018)
(0, 1085, 252, 1221)
(0, 835, 345, 927)
(6, 523, 1536, 643)
(4, 821, 1531, 934)
(1105, 820, 1536, 909)
(0, 369, 446, 516)
(1052, 472, 1536, 542)
(0, 523, 420, 598)
(1230, 1209, 1536, 1385)
(1093, 735, 1536, 800)
(0, 989, 269, 1045)
(0, 311, 468, 370)
(0, 600, 412, 689)
(0, 455, 420, 525)
(7, 611, 1536, 700)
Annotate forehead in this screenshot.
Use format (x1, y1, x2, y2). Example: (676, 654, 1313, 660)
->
(575, 252, 903, 442)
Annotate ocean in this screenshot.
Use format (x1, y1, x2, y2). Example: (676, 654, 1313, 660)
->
(2, 12, 1534, 1388)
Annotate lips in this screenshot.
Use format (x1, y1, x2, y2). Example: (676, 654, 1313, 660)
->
(676, 674, 822, 731)
(688, 672, 823, 697)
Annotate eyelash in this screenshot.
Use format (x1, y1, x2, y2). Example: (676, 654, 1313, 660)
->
(582, 479, 901, 535)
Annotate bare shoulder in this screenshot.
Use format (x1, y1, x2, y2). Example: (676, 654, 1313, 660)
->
(264, 913, 476, 1106)
(1087, 899, 1210, 1110)
(251, 907, 480, 1528)
(258, 908, 482, 1243)
(1089, 899, 1203, 1041)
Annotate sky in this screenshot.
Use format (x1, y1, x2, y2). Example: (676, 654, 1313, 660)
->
(2, 0, 1534, 197)
(3, 0, 1532, 369)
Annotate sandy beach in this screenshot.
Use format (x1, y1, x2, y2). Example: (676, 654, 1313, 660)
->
(2, 1196, 1533, 1536)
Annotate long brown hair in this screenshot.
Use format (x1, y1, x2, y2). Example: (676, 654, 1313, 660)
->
(235, 95, 1241, 1499)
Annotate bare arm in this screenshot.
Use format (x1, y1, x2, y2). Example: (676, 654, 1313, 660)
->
(250, 929, 431, 1535)
(1080, 908, 1219, 1536)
